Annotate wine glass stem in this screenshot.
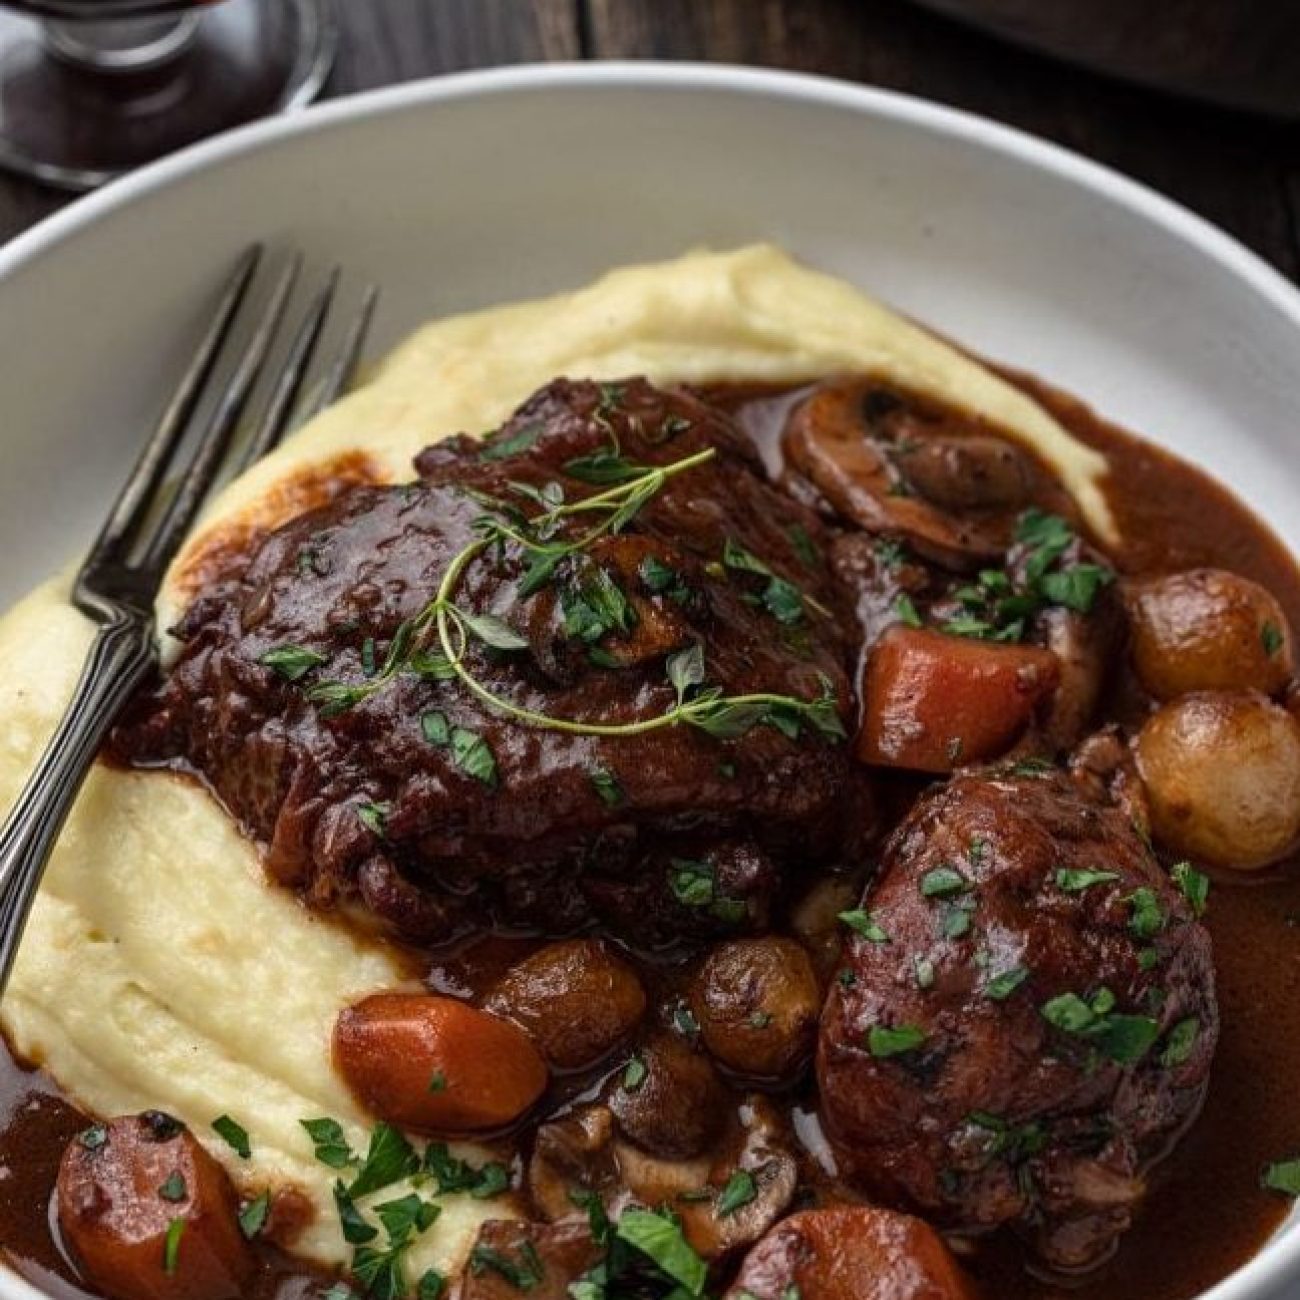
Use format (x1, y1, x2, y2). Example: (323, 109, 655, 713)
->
(42, 13, 200, 75)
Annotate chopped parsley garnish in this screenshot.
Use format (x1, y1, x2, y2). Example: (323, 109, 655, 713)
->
(894, 594, 923, 628)
(478, 422, 543, 461)
(967, 1112, 1046, 1163)
(300, 1117, 356, 1170)
(669, 858, 745, 924)
(1126, 887, 1166, 939)
(211, 1114, 251, 1159)
(920, 866, 969, 898)
(715, 1169, 758, 1217)
(1171, 861, 1210, 917)
(448, 726, 498, 786)
(468, 1242, 544, 1290)
(158, 1172, 187, 1203)
(672, 1002, 702, 1038)
(1262, 1159, 1300, 1197)
(914, 956, 936, 990)
(259, 645, 327, 681)
(427, 1071, 447, 1094)
(355, 802, 390, 838)
(162, 1217, 185, 1276)
(416, 1271, 446, 1300)
(1040, 991, 1160, 1063)
(78, 1124, 108, 1151)
(942, 509, 1113, 642)
(422, 1143, 510, 1199)
(939, 897, 977, 940)
(420, 711, 450, 746)
(622, 1055, 648, 1092)
(1262, 621, 1285, 657)
(1161, 1017, 1200, 1068)
(722, 536, 812, 625)
(589, 765, 624, 807)
(239, 1191, 271, 1239)
(839, 909, 888, 943)
(614, 1208, 708, 1294)
(867, 1024, 926, 1058)
(1055, 867, 1119, 893)
(748, 1010, 774, 1029)
(984, 966, 1030, 1001)
(347, 1124, 420, 1199)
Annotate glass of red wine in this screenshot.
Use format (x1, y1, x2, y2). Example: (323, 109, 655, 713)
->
(0, 0, 335, 190)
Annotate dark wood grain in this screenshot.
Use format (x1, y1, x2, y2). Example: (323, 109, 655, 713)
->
(0, 0, 1296, 289)
(585, 0, 1300, 280)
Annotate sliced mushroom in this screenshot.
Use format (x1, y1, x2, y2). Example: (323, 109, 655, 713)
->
(783, 379, 1022, 570)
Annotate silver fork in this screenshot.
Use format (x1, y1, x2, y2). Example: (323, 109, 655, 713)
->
(0, 247, 378, 993)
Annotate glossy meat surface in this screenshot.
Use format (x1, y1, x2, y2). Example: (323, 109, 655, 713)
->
(818, 769, 1217, 1271)
(120, 379, 853, 940)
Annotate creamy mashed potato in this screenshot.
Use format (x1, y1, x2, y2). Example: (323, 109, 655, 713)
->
(0, 244, 1114, 1278)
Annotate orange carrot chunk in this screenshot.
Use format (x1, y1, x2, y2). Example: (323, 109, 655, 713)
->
(334, 992, 548, 1134)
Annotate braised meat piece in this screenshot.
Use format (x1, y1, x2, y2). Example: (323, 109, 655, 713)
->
(817, 769, 1217, 1271)
(120, 379, 852, 940)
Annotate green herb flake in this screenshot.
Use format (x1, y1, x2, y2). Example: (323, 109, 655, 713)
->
(421, 710, 451, 747)
(867, 1024, 926, 1058)
(1126, 887, 1166, 939)
(416, 1270, 446, 1300)
(428, 1071, 447, 1094)
(894, 594, 923, 628)
(300, 1117, 355, 1170)
(670, 858, 715, 908)
(839, 909, 889, 943)
(78, 1124, 108, 1152)
(920, 866, 969, 898)
(259, 645, 327, 682)
(1261, 621, 1285, 657)
(1171, 861, 1210, 917)
(162, 1217, 185, 1276)
(615, 1208, 708, 1294)
(623, 1055, 648, 1093)
(347, 1123, 420, 1200)
(984, 966, 1030, 1002)
(450, 727, 498, 787)
(239, 1191, 271, 1239)
(588, 765, 624, 807)
(914, 956, 936, 991)
(673, 1003, 701, 1038)
(1161, 1017, 1200, 1068)
(332, 1182, 378, 1245)
(715, 1169, 758, 1218)
(1262, 1159, 1300, 1197)
(356, 801, 390, 838)
(1055, 867, 1120, 894)
(468, 1242, 543, 1291)
(478, 422, 543, 461)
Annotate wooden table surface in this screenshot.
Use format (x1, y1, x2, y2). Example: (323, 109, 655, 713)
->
(1, 0, 1297, 284)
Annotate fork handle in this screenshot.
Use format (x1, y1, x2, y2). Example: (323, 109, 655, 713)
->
(0, 610, 157, 995)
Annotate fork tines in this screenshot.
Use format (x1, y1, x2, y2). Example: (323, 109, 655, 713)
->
(77, 247, 378, 613)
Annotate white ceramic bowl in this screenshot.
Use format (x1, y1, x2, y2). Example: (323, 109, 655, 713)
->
(0, 62, 1296, 1300)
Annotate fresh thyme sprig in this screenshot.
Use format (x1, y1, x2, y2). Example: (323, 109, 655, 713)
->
(301, 445, 845, 746)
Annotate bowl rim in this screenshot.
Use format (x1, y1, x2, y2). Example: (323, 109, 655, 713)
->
(0, 59, 1296, 1300)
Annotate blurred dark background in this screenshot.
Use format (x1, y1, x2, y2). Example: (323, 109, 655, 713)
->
(2, 0, 1298, 284)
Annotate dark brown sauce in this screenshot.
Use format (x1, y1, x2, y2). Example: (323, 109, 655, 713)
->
(4, 372, 1300, 1300)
